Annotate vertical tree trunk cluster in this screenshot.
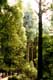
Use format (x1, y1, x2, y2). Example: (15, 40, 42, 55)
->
(26, 41, 37, 64)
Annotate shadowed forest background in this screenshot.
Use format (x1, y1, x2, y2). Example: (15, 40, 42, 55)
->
(0, 0, 53, 80)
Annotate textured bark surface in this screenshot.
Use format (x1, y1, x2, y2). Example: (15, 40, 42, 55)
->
(38, 0, 43, 80)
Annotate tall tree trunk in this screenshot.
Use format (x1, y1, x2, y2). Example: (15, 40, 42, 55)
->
(38, 0, 43, 80)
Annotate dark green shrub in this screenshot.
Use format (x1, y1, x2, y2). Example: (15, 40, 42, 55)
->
(8, 75, 18, 80)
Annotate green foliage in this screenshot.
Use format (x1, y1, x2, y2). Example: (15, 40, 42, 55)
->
(42, 35, 53, 80)
(23, 61, 37, 79)
(24, 8, 38, 42)
(0, 0, 27, 72)
(17, 74, 30, 80)
(8, 74, 30, 80)
(0, 0, 7, 6)
(8, 75, 18, 80)
(8, 61, 37, 80)
(50, 3, 53, 10)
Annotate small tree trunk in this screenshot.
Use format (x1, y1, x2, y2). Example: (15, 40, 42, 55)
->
(31, 43, 33, 61)
(26, 42, 29, 62)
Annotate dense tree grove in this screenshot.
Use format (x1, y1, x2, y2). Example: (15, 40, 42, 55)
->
(23, 8, 38, 63)
(0, 0, 53, 80)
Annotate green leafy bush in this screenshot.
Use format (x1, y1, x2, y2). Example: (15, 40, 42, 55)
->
(23, 61, 37, 79)
(8, 75, 18, 80)
(42, 35, 53, 80)
(17, 74, 30, 80)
